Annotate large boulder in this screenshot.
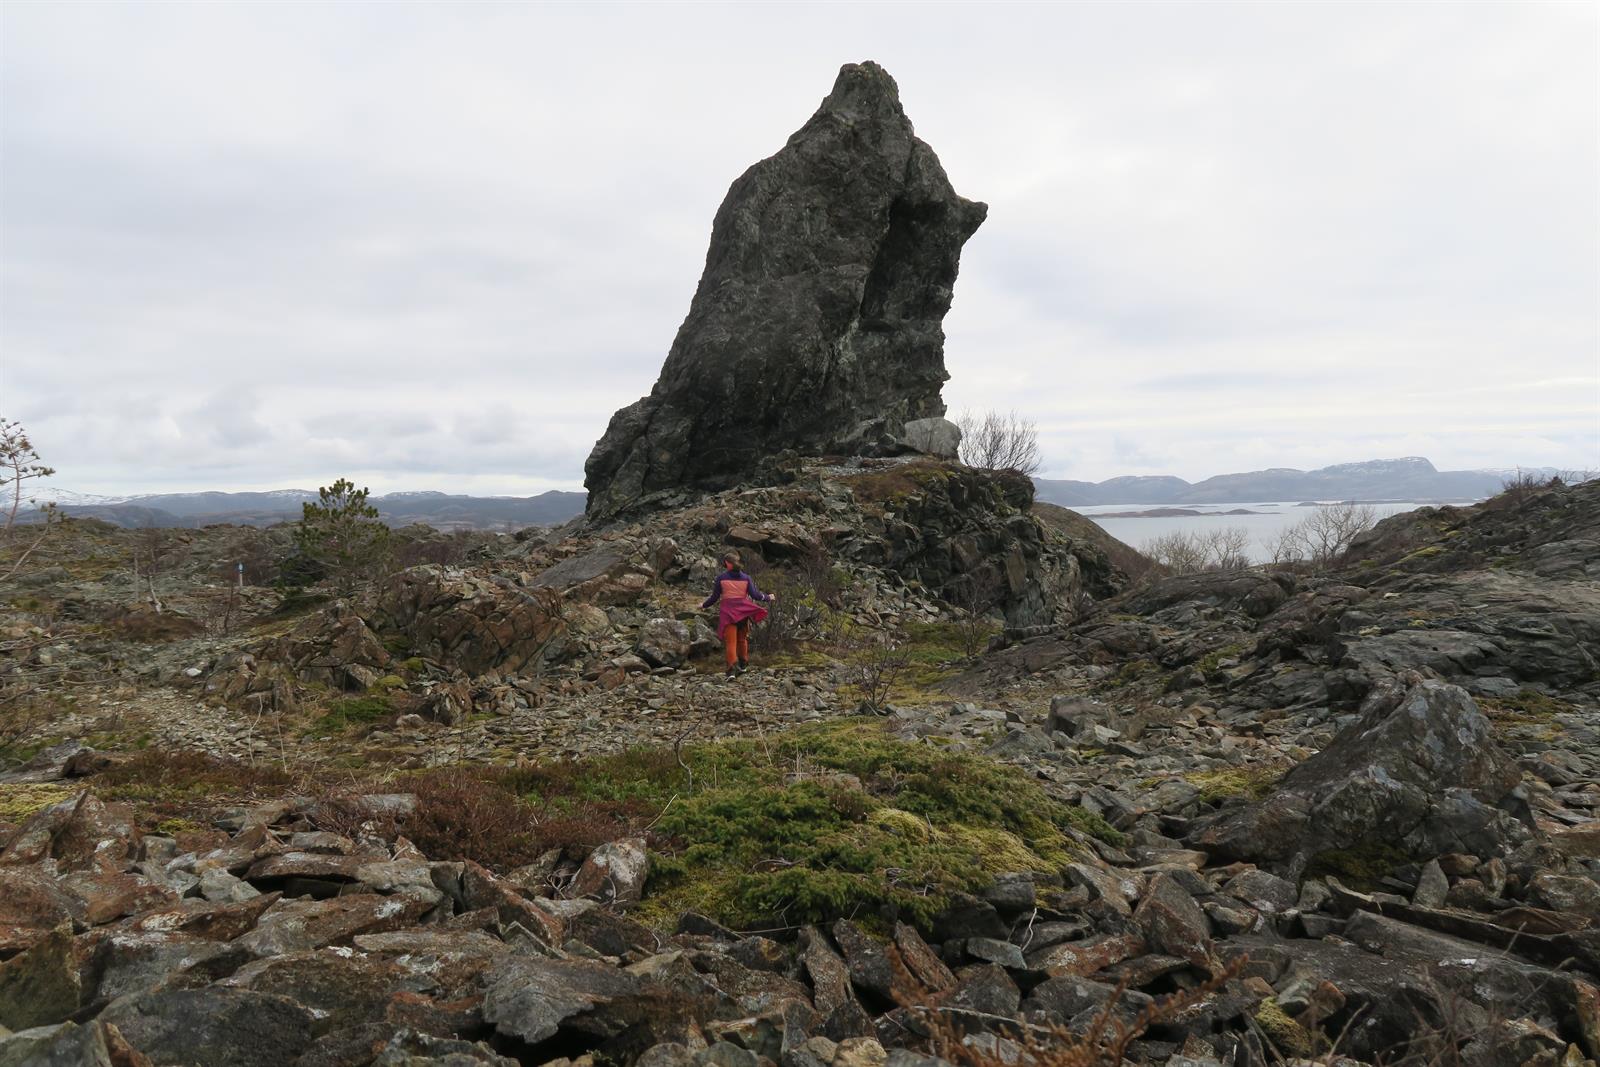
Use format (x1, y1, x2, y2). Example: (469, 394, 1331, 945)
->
(584, 61, 987, 519)
(1193, 680, 1526, 865)
(635, 619, 693, 668)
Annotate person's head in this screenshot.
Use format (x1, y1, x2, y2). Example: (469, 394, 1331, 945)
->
(721, 551, 742, 572)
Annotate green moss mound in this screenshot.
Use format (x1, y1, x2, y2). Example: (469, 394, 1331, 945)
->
(630, 720, 1122, 930)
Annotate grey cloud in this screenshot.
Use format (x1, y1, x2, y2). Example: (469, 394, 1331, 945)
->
(2, 1, 1595, 494)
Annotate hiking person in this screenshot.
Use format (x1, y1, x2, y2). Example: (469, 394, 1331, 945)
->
(701, 551, 775, 678)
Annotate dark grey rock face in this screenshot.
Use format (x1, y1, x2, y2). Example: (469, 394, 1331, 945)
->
(1192, 680, 1526, 864)
(584, 62, 986, 519)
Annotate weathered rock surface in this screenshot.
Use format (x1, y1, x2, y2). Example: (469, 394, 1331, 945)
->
(1193, 680, 1525, 865)
(584, 61, 986, 519)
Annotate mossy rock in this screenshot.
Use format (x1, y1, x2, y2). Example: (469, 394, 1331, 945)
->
(1305, 842, 1412, 890)
(1183, 764, 1285, 804)
(1253, 997, 1312, 1056)
(0, 784, 77, 822)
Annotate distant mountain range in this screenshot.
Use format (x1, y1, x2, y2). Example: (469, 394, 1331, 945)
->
(1033, 457, 1549, 507)
(32, 458, 1559, 530)
(33, 489, 586, 531)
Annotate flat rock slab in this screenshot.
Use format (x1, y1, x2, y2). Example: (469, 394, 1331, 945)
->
(124, 892, 280, 942)
(224, 949, 411, 1031)
(236, 894, 432, 957)
(99, 986, 316, 1067)
(1025, 932, 1146, 977)
(481, 956, 646, 1045)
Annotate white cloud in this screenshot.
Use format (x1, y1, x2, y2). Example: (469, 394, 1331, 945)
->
(2, 0, 1595, 494)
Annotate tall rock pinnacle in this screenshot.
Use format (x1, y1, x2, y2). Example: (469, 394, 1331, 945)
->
(583, 61, 987, 519)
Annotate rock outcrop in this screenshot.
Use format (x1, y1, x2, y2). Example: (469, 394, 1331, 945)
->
(584, 61, 986, 520)
(1192, 679, 1528, 865)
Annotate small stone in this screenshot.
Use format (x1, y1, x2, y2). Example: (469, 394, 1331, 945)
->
(1202, 901, 1260, 935)
(198, 867, 260, 904)
(831, 920, 894, 1004)
(1412, 859, 1449, 909)
(571, 838, 650, 906)
(1527, 873, 1600, 919)
(700, 1042, 759, 1067)
(832, 1037, 888, 1067)
(1445, 878, 1493, 910)
(1133, 874, 1213, 970)
(1221, 869, 1298, 914)
(963, 937, 1025, 970)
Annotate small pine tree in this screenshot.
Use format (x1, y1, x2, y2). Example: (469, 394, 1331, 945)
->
(293, 478, 391, 595)
(1, 417, 60, 584)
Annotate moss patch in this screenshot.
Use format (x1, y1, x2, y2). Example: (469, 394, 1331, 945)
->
(1194, 642, 1250, 677)
(632, 719, 1120, 930)
(1183, 763, 1286, 804)
(0, 783, 76, 821)
(842, 462, 953, 508)
(309, 696, 396, 735)
(1108, 659, 1158, 687)
(1305, 842, 1411, 891)
(1254, 997, 1312, 1056)
(1479, 688, 1577, 725)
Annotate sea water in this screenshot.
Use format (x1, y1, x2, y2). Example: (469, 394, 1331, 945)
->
(1075, 500, 1469, 564)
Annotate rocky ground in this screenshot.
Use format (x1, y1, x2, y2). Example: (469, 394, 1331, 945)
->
(0, 469, 1596, 1066)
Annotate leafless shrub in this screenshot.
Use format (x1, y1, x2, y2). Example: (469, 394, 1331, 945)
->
(948, 568, 1005, 658)
(311, 769, 647, 872)
(1498, 467, 1596, 506)
(792, 544, 843, 609)
(1141, 526, 1253, 574)
(846, 634, 909, 712)
(1270, 503, 1378, 569)
(742, 557, 805, 656)
(956, 410, 1042, 477)
(195, 570, 242, 637)
(226, 530, 282, 587)
(745, 550, 844, 656)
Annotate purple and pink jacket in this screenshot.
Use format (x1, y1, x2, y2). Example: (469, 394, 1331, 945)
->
(701, 569, 771, 632)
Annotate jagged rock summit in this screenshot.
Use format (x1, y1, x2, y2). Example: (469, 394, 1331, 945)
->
(584, 61, 987, 520)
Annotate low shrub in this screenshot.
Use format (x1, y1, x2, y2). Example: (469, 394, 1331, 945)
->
(310, 696, 396, 735)
(313, 766, 651, 871)
(96, 750, 293, 803)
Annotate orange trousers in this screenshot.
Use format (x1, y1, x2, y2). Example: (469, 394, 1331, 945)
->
(721, 620, 750, 667)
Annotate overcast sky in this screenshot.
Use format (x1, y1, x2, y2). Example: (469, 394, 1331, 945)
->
(3, 1, 1596, 497)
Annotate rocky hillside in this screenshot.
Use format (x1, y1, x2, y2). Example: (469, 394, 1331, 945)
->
(1, 470, 1596, 1066)
(3, 45, 1596, 1067)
